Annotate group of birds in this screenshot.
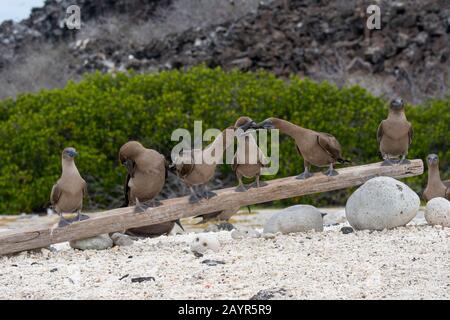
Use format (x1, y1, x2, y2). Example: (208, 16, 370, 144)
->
(50, 98, 449, 236)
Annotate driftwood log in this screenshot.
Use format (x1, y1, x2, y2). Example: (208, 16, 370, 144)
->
(0, 160, 423, 255)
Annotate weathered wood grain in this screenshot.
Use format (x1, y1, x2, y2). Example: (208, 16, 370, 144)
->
(0, 159, 423, 255)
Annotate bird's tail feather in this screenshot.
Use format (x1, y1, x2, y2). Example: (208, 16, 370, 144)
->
(338, 158, 352, 164)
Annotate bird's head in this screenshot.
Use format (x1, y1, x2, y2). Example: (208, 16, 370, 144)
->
(390, 98, 405, 111)
(234, 116, 256, 131)
(119, 141, 144, 162)
(62, 147, 78, 160)
(426, 154, 439, 166)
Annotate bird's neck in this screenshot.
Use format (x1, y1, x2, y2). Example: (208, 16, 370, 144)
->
(272, 118, 305, 137)
(428, 164, 441, 184)
(205, 128, 235, 162)
(62, 159, 80, 176)
(388, 110, 407, 121)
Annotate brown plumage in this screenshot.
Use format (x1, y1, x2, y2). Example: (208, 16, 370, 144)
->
(423, 154, 450, 201)
(232, 116, 269, 192)
(377, 98, 413, 166)
(119, 141, 179, 237)
(173, 127, 235, 203)
(50, 147, 88, 227)
(194, 118, 262, 223)
(251, 117, 349, 179)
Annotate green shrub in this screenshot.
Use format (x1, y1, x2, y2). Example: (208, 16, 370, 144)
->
(0, 66, 448, 213)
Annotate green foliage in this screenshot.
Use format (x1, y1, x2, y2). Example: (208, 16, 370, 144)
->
(0, 66, 448, 213)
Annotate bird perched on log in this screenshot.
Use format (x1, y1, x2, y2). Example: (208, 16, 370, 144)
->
(232, 116, 270, 192)
(50, 147, 89, 227)
(172, 126, 237, 203)
(249, 117, 350, 179)
(119, 141, 183, 237)
(377, 98, 413, 166)
(194, 117, 261, 223)
(423, 154, 450, 201)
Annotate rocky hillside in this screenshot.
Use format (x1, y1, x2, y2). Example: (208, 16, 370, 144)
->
(1, 0, 449, 103)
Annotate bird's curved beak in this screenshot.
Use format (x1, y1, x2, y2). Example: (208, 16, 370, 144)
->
(235, 121, 258, 137)
(257, 120, 275, 130)
(238, 120, 257, 132)
(123, 159, 135, 174)
(69, 150, 78, 158)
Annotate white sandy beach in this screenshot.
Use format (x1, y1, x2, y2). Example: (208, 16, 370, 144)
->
(0, 209, 449, 300)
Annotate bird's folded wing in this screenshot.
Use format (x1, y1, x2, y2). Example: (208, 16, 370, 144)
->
(376, 121, 384, 144)
(177, 161, 195, 178)
(317, 133, 342, 160)
(50, 184, 62, 205)
(408, 123, 413, 145)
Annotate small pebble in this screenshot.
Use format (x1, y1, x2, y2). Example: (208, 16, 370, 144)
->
(131, 277, 155, 283)
(201, 259, 226, 266)
(341, 227, 354, 234)
(119, 274, 129, 281)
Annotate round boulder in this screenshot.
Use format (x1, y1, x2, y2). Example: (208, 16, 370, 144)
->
(69, 234, 113, 250)
(425, 197, 450, 227)
(263, 205, 324, 234)
(345, 177, 420, 230)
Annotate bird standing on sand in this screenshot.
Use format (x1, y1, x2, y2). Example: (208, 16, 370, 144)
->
(232, 116, 269, 192)
(423, 154, 450, 201)
(50, 147, 89, 227)
(249, 117, 349, 179)
(377, 98, 413, 166)
(119, 141, 182, 237)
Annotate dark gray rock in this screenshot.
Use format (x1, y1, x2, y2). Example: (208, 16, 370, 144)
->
(250, 288, 288, 300)
(340, 227, 354, 234)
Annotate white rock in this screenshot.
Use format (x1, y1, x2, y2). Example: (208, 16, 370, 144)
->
(345, 177, 420, 230)
(263, 205, 324, 234)
(69, 234, 113, 250)
(231, 227, 261, 239)
(190, 234, 220, 254)
(425, 197, 450, 227)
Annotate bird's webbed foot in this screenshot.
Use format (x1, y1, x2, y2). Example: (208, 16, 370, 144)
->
(398, 158, 411, 165)
(381, 158, 395, 166)
(202, 190, 217, 199)
(295, 171, 313, 180)
(58, 216, 72, 228)
(76, 213, 90, 222)
(324, 168, 338, 177)
(235, 184, 247, 192)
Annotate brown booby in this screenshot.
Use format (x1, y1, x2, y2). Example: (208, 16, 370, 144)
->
(377, 98, 413, 166)
(232, 116, 269, 192)
(249, 117, 350, 179)
(119, 141, 182, 237)
(172, 127, 237, 203)
(423, 154, 450, 201)
(50, 147, 89, 227)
